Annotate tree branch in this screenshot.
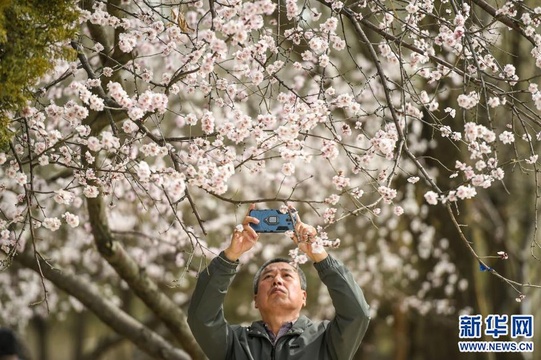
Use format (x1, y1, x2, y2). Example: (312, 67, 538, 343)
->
(470, 0, 536, 46)
(445, 203, 541, 292)
(16, 252, 191, 360)
(81, 314, 165, 360)
(86, 195, 206, 360)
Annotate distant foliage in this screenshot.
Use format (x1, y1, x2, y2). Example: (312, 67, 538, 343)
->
(0, 0, 79, 149)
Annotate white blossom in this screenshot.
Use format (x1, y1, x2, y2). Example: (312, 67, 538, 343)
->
(83, 185, 100, 198)
(43, 217, 61, 231)
(424, 191, 439, 205)
(63, 212, 80, 228)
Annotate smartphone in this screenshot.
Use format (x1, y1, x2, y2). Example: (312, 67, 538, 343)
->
(249, 209, 296, 233)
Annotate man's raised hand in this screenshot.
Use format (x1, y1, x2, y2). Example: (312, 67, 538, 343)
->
(290, 208, 328, 263)
(224, 204, 260, 262)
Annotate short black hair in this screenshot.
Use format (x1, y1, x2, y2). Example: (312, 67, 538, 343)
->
(253, 258, 307, 294)
(0, 328, 18, 356)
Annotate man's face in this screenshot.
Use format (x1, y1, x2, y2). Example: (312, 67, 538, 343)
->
(254, 262, 306, 313)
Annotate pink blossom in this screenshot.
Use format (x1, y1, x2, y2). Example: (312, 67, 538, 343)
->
(444, 107, 456, 118)
(83, 185, 100, 198)
(332, 173, 350, 191)
(457, 92, 479, 109)
(201, 111, 215, 134)
(491, 168, 505, 180)
(164, 173, 186, 200)
(54, 190, 75, 205)
(351, 188, 364, 199)
(526, 155, 538, 164)
(45, 104, 65, 121)
(102, 67, 113, 77)
(285, 0, 298, 20)
(118, 32, 137, 52)
(456, 185, 477, 199)
(76, 125, 91, 137)
(275, 125, 299, 142)
(43, 217, 61, 231)
(424, 191, 439, 205)
(127, 107, 144, 121)
(332, 36, 346, 50)
(281, 162, 295, 176)
(87, 136, 102, 151)
(406, 3, 418, 14)
(378, 186, 397, 204)
(257, 114, 276, 129)
(325, 194, 340, 205)
(38, 155, 49, 166)
(323, 207, 337, 224)
(311, 239, 325, 254)
(101, 132, 120, 150)
(122, 120, 139, 133)
(320, 17, 338, 32)
(499, 131, 515, 144)
(15, 172, 27, 186)
(136, 161, 152, 182)
(319, 54, 329, 67)
(321, 140, 339, 159)
(89, 95, 105, 111)
(63, 212, 80, 228)
(289, 247, 308, 265)
(107, 82, 132, 108)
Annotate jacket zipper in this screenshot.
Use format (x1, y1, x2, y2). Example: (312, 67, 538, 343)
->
(271, 332, 296, 360)
(250, 328, 298, 359)
(249, 329, 276, 359)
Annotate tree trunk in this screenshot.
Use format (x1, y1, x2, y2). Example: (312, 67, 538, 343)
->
(17, 253, 191, 360)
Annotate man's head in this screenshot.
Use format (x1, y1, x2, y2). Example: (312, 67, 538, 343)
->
(253, 258, 307, 294)
(0, 328, 19, 360)
(253, 258, 307, 316)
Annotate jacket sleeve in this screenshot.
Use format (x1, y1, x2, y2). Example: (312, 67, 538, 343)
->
(314, 255, 371, 360)
(187, 251, 239, 360)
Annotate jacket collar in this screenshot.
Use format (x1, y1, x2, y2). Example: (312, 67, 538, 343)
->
(248, 315, 312, 337)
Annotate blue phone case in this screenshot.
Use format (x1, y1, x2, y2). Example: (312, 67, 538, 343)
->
(249, 209, 295, 233)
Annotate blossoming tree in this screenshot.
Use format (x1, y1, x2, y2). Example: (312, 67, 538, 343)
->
(2, 0, 541, 358)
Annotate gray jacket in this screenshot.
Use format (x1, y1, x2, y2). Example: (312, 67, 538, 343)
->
(187, 252, 370, 360)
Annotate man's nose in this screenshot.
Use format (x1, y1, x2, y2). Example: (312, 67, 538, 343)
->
(273, 276, 283, 286)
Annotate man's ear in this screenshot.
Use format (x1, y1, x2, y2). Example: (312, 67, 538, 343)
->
(302, 290, 307, 306)
(253, 294, 259, 309)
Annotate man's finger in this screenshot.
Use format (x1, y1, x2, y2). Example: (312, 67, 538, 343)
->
(245, 203, 256, 217)
(242, 204, 260, 239)
(288, 205, 300, 221)
(242, 216, 260, 225)
(242, 203, 260, 226)
(246, 226, 259, 240)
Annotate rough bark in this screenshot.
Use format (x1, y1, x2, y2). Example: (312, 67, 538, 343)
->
(86, 196, 206, 360)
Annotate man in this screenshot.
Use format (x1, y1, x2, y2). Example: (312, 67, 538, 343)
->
(0, 328, 21, 360)
(187, 205, 370, 359)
